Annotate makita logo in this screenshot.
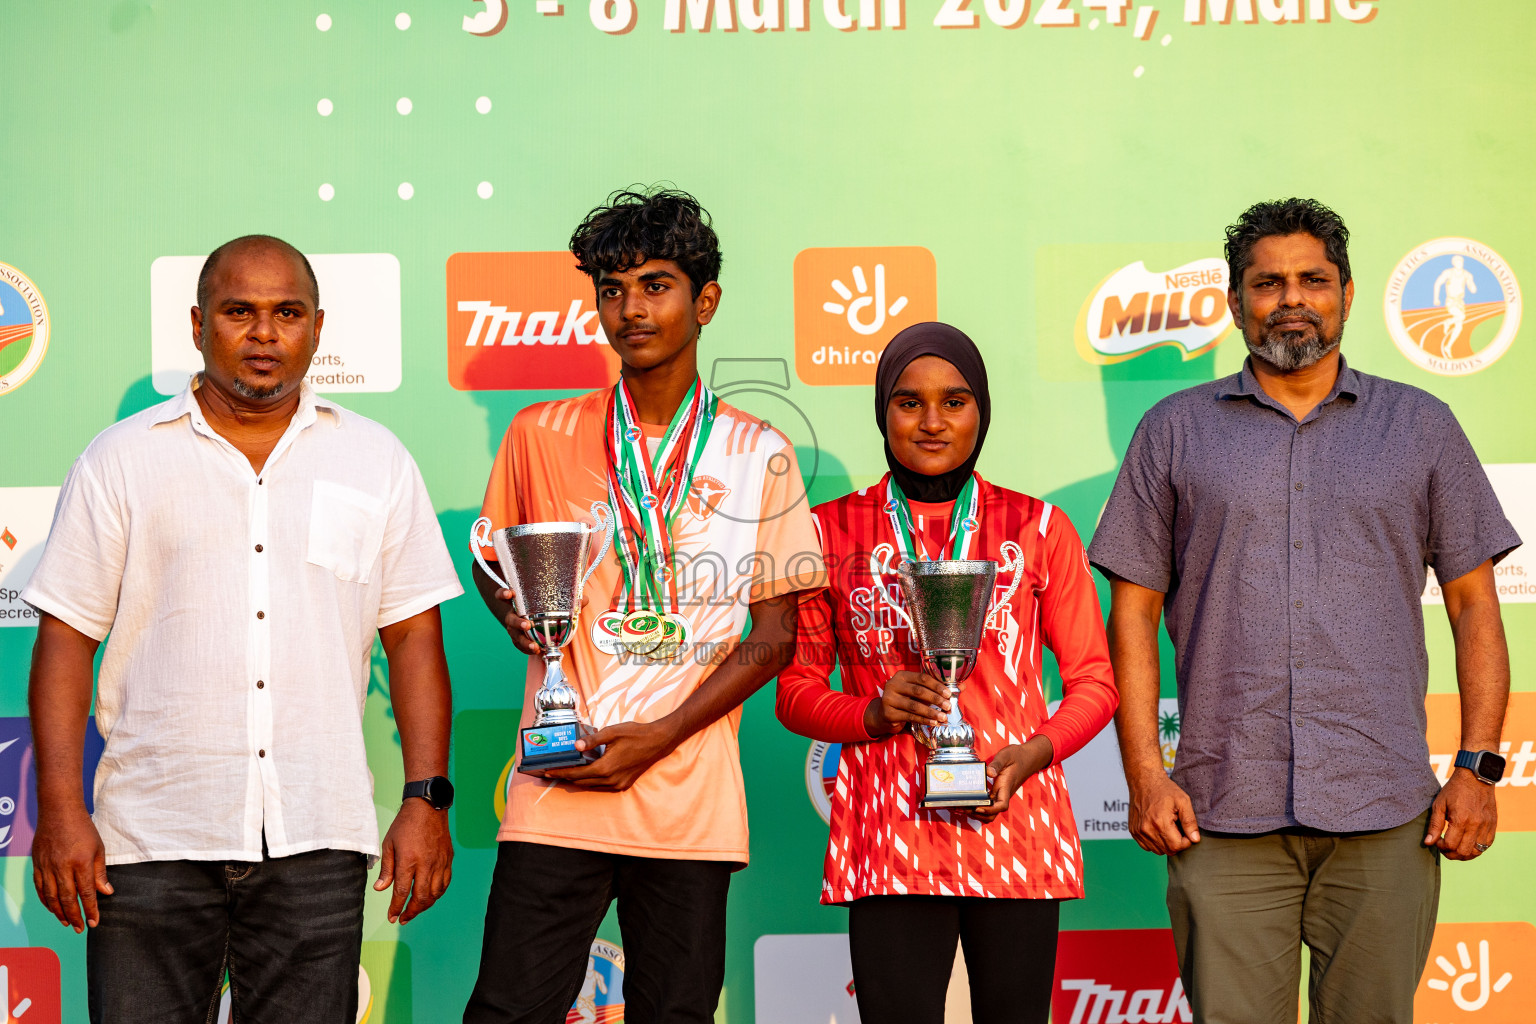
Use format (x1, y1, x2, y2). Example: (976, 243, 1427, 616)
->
(456, 299, 606, 347)
(1058, 978, 1191, 1023)
(1051, 929, 1187, 1024)
(446, 251, 621, 390)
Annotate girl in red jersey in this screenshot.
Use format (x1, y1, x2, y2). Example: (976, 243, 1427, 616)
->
(776, 322, 1118, 1024)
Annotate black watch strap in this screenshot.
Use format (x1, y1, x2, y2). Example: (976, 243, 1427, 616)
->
(403, 776, 454, 810)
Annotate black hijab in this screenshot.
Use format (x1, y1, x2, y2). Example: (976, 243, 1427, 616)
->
(874, 322, 991, 503)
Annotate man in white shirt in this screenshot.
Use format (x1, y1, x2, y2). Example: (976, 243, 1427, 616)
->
(23, 235, 463, 1023)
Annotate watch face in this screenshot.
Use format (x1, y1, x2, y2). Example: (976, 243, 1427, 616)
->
(1477, 752, 1507, 784)
(428, 776, 455, 810)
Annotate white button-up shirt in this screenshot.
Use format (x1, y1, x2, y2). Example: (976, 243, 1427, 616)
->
(23, 377, 463, 864)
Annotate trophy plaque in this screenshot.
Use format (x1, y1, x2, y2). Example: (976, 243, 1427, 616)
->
(470, 502, 611, 776)
(887, 558, 1021, 809)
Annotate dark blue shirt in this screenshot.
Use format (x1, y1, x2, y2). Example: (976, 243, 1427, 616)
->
(1088, 357, 1520, 833)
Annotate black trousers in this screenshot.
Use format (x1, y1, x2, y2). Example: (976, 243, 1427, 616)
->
(848, 895, 1060, 1024)
(463, 841, 733, 1024)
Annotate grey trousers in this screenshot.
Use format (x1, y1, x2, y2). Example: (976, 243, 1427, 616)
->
(1166, 812, 1439, 1024)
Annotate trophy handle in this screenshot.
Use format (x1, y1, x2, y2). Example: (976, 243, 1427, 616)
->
(984, 544, 1025, 631)
(578, 501, 613, 597)
(469, 516, 513, 592)
(880, 559, 917, 633)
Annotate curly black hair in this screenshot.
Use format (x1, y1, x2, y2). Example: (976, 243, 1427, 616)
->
(1225, 198, 1351, 289)
(569, 187, 722, 298)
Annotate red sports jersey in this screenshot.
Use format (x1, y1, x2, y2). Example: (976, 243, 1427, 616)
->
(776, 473, 1117, 902)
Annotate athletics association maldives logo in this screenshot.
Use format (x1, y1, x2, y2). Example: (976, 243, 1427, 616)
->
(566, 940, 625, 1024)
(1385, 238, 1522, 376)
(0, 263, 49, 396)
(1076, 258, 1233, 365)
(805, 741, 842, 824)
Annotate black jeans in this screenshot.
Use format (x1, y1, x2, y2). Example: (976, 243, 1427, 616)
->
(87, 849, 367, 1024)
(848, 895, 1060, 1024)
(463, 841, 733, 1024)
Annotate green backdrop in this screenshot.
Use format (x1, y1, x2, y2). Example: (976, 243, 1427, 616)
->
(2, 1, 1533, 1020)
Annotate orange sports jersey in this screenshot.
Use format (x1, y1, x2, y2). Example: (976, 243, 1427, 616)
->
(776, 474, 1118, 901)
(479, 387, 826, 864)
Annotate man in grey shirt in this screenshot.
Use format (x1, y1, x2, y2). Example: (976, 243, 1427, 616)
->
(1088, 198, 1517, 1024)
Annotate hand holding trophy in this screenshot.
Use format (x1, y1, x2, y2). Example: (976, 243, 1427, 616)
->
(470, 502, 611, 776)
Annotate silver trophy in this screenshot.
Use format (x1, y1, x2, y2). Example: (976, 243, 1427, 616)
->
(886, 558, 1022, 808)
(470, 502, 611, 775)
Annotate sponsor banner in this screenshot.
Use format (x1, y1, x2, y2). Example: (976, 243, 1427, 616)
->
(1385, 238, 1521, 377)
(567, 940, 625, 1024)
(1052, 698, 1180, 841)
(1417, 922, 1535, 1022)
(0, 717, 106, 857)
(450, 709, 522, 848)
(1052, 929, 1190, 1024)
(150, 253, 402, 396)
(0, 947, 61, 1024)
(1423, 464, 1536, 604)
(1427, 692, 1536, 831)
(0, 263, 50, 397)
(1076, 258, 1232, 365)
(753, 933, 860, 1024)
(0, 486, 60, 628)
(1037, 244, 1232, 382)
(794, 247, 937, 386)
(445, 251, 619, 391)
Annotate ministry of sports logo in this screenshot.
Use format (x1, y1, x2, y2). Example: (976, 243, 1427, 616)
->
(1384, 238, 1521, 376)
(0, 263, 49, 396)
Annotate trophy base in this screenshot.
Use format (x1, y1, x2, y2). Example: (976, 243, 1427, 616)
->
(517, 721, 600, 777)
(920, 760, 991, 809)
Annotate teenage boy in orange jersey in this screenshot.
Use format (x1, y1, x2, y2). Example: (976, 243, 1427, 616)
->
(463, 188, 826, 1024)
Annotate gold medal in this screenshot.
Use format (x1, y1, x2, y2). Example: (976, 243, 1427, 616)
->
(648, 612, 687, 661)
(619, 610, 664, 656)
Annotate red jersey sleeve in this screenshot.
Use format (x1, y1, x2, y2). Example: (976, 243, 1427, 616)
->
(775, 540, 879, 744)
(1031, 509, 1119, 763)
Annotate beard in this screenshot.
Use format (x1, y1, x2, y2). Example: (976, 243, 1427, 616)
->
(231, 376, 288, 400)
(1243, 307, 1343, 371)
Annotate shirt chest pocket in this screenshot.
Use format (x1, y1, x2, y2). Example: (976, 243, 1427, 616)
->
(307, 481, 388, 584)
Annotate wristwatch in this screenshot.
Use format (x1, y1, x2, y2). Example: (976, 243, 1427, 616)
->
(402, 776, 455, 810)
(1454, 749, 1506, 786)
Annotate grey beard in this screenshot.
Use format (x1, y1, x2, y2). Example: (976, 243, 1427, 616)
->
(232, 376, 287, 400)
(1244, 321, 1343, 371)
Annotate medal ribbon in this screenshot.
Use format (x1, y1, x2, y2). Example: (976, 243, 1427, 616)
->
(604, 378, 719, 614)
(882, 473, 981, 562)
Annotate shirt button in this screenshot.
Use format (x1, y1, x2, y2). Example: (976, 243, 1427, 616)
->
(256, 680, 265, 689)
(1294, 600, 1304, 609)
(1295, 659, 1304, 669)
(1296, 718, 1305, 728)
(1294, 541, 1303, 549)
(256, 611, 265, 620)
(254, 544, 264, 553)
(1295, 483, 1304, 491)
(258, 749, 266, 758)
